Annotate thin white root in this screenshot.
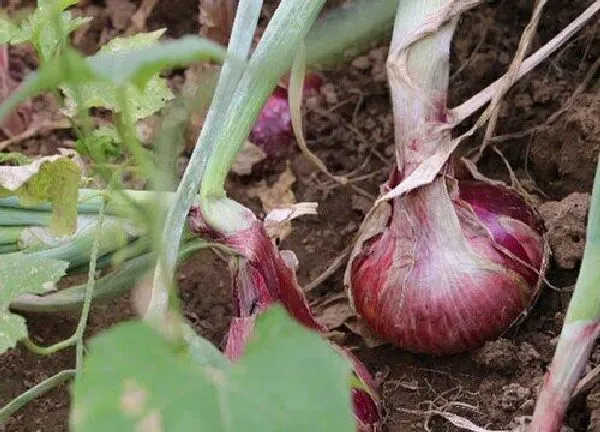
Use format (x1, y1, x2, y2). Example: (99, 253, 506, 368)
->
(475, 0, 549, 162)
(378, 0, 600, 204)
(452, 0, 600, 124)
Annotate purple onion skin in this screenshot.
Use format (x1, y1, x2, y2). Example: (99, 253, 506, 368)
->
(530, 321, 600, 432)
(249, 74, 322, 158)
(347, 169, 546, 355)
(188, 205, 382, 430)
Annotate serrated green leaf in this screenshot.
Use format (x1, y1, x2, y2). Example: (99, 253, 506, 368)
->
(71, 307, 354, 432)
(6, 1, 91, 61)
(76, 125, 123, 159)
(101, 29, 165, 53)
(0, 254, 67, 353)
(0, 38, 225, 123)
(0, 152, 31, 166)
(62, 29, 175, 119)
(0, 154, 82, 235)
(63, 75, 174, 120)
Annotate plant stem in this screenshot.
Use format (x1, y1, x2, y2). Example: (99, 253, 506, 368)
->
(148, 0, 263, 320)
(306, 0, 398, 67)
(11, 240, 211, 313)
(74, 198, 105, 374)
(530, 153, 600, 431)
(22, 336, 75, 355)
(25, 216, 134, 269)
(0, 226, 23, 244)
(0, 208, 52, 226)
(0, 369, 75, 424)
(387, 0, 457, 172)
(0, 243, 18, 253)
(22, 199, 106, 363)
(12, 253, 154, 312)
(200, 2, 326, 199)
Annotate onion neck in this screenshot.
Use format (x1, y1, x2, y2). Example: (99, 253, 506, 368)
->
(401, 177, 467, 253)
(387, 0, 457, 177)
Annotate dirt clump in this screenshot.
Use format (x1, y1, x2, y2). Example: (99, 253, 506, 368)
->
(539, 192, 591, 269)
(587, 386, 600, 432)
(473, 338, 519, 374)
(531, 93, 600, 197)
(499, 382, 532, 412)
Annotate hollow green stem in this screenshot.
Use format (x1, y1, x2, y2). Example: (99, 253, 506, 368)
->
(74, 198, 105, 374)
(0, 244, 18, 253)
(0, 369, 76, 424)
(10, 239, 210, 313)
(200, 1, 326, 200)
(0, 208, 52, 226)
(12, 254, 154, 313)
(564, 155, 600, 323)
(306, 0, 398, 67)
(0, 227, 24, 244)
(21, 200, 106, 363)
(530, 154, 600, 431)
(24, 217, 135, 269)
(22, 336, 75, 355)
(149, 0, 264, 320)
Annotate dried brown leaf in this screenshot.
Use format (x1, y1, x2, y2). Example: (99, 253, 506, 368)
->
(231, 140, 266, 175)
(345, 317, 387, 348)
(312, 292, 355, 330)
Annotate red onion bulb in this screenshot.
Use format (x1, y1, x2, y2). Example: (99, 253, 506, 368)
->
(249, 74, 322, 158)
(189, 206, 382, 431)
(345, 169, 547, 355)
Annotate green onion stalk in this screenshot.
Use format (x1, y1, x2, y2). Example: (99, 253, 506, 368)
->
(531, 154, 600, 431)
(154, 0, 384, 428)
(1, 0, 399, 315)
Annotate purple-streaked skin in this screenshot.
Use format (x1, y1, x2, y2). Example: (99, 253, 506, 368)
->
(346, 168, 546, 354)
(189, 205, 382, 430)
(249, 74, 322, 158)
(530, 321, 600, 432)
(224, 316, 256, 362)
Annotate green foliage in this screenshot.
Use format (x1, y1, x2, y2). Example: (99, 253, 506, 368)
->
(0, 16, 18, 45)
(0, 154, 82, 235)
(0, 254, 68, 353)
(2, 0, 91, 62)
(75, 125, 123, 160)
(62, 30, 175, 120)
(71, 307, 355, 432)
(0, 38, 226, 124)
(0, 152, 31, 166)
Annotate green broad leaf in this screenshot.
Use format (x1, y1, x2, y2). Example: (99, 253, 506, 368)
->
(8, 0, 91, 61)
(0, 153, 82, 235)
(63, 29, 174, 120)
(181, 322, 230, 370)
(101, 29, 166, 53)
(0, 38, 225, 123)
(0, 254, 68, 353)
(63, 74, 173, 120)
(0, 152, 31, 166)
(75, 125, 123, 160)
(71, 306, 355, 432)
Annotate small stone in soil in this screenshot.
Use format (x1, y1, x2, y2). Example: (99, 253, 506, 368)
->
(539, 192, 591, 270)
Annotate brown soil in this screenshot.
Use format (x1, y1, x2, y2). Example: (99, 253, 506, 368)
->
(2, 0, 600, 431)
